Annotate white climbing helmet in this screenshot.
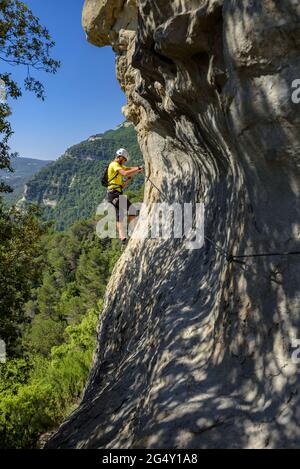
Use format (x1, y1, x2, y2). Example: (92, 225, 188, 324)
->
(116, 148, 129, 161)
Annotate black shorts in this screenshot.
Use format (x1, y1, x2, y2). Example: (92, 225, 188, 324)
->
(107, 190, 133, 222)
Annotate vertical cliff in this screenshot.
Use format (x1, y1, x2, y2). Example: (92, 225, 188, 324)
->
(47, 0, 300, 448)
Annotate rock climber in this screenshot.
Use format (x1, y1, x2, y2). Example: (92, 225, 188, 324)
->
(106, 148, 144, 246)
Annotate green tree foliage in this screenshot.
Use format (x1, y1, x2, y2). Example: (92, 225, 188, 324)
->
(0, 213, 123, 448)
(0, 215, 120, 448)
(0, 202, 47, 355)
(0, 0, 59, 191)
(22, 219, 121, 356)
(0, 171, 142, 448)
(0, 307, 99, 449)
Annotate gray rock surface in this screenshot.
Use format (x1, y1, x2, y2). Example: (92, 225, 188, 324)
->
(47, 0, 300, 448)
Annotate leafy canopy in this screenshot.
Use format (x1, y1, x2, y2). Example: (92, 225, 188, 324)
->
(0, 201, 48, 354)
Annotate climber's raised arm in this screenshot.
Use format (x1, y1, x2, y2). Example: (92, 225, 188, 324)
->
(117, 166, 144, 177)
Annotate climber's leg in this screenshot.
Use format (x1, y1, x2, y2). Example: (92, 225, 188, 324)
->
(116, 221, 126, 241)
(117, 195, 134, 242)
(128, 214, 137, 236)
(107, 191, 137, 242)
(118, 196, 137, 240)
(107, 190, 125, 241)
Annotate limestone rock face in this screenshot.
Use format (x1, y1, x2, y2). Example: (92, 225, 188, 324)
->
(47, 0, 300, 448)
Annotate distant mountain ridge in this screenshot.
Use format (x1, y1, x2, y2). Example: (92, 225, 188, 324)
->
(23, 122, 143, 230)
(0, 157, 52, 205)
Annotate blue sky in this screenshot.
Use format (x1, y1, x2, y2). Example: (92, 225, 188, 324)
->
(7, 0, 126, 161)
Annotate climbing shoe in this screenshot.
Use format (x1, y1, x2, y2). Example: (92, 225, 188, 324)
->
(121, 238, 128, 250)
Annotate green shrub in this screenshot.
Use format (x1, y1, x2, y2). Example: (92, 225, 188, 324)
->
(0, 307, 99, 448)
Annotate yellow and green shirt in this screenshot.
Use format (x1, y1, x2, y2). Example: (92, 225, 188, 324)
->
(107, 161, 127, 192)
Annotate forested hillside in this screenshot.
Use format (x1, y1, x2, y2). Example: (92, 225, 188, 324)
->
(0, 216, 122, 448)
(24, 122, 143, 230)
